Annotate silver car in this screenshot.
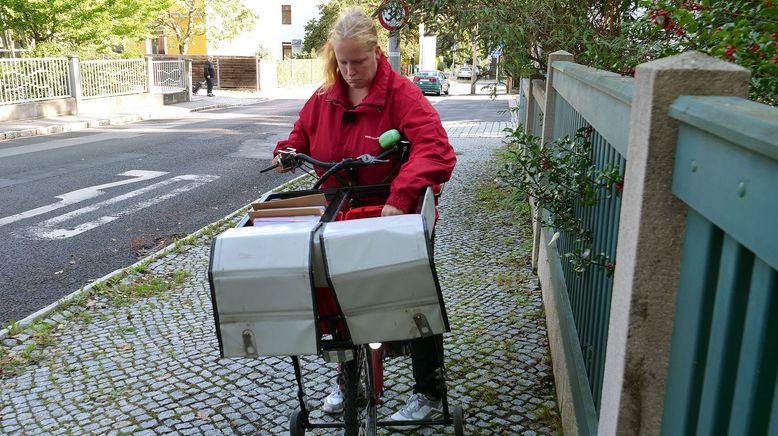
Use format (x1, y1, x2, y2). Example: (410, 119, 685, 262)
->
(456, 66, 479, 80)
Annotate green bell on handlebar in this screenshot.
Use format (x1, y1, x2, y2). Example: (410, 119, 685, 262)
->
(378, 129, 401, 149)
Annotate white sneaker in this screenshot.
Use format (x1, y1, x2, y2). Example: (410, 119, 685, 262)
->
(322, 385, 344, 414)
(389, 393, 442, 429)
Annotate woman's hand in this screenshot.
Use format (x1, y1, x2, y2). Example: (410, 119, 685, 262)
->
(272, 154, 295, 173)
(381, 204, 403, 217)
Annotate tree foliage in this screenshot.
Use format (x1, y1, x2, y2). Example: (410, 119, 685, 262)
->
(407, 0, 640, 76)
(152, 0, 256, 54)
(0, 0, 168, 55)
(643, 0, 777, 104)
(407, 0, 776, 103)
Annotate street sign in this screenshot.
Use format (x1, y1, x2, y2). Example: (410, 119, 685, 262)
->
(490, 43, 505, 58)
(378, 0, 409, 31)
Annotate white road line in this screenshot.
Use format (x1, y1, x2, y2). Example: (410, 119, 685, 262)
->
(22, 174, 220, 240)
(0, 170, 168, 227)
(0, 132, 141, 159)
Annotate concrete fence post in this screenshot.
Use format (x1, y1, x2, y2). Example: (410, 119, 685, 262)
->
(540, 51, 574, 146)
(184, 60, 192, 102)
(531, 51, 574, 272)
(517, 78, 528, 128)
(145, 56, 154, 93)
(66, 55, 82, 115)
(523, 76, 541, 272)
(597, 51, 750, 436)
(523, 78, 535, 134)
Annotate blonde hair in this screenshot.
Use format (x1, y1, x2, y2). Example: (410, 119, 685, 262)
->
(319, 8, 379, 93)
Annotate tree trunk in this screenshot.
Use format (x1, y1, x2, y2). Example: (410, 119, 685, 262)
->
(1, 31, 11, 57)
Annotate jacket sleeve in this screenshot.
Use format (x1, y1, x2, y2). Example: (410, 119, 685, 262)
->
(274, 94, 316, 156)
(385, 88, 457, 213)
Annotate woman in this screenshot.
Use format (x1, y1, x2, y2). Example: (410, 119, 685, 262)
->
(273, 8, 456, 425)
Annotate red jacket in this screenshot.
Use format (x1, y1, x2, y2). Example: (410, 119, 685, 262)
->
(275, 54, 456, 213)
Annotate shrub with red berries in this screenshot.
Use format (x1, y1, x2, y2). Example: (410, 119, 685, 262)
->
(645, 0, 777, 105)
(499, 125, 623, 276)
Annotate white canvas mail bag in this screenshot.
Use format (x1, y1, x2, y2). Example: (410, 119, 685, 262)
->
(209, 221, 319, 357)
(319, 188, 448, 345)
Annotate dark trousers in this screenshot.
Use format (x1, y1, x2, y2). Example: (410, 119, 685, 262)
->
(206, 78, 213, 94)
(410, 334, 444, 399)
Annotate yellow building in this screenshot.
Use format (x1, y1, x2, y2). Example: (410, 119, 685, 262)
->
(126, 0, 209, 56)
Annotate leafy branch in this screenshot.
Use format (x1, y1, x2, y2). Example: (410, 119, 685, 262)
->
(499, 125, 623, 276)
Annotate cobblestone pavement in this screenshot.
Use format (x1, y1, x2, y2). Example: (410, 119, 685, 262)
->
(0, 121, 559, 435)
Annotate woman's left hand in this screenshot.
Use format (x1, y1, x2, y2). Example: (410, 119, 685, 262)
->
(381, 204, 404, 216)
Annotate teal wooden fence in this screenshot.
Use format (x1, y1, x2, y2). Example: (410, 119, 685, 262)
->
(549, 74, 627, 412)
(662, 96, 778, 435)
(523, 51, 775, 436)
(521, 59, 634, 430)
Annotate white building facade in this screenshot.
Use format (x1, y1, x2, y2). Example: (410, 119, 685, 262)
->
(209, 0, 326, 59)
(418, 24, 437, 71)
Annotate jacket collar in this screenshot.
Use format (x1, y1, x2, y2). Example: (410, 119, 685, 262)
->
(327, 53, 392, 111)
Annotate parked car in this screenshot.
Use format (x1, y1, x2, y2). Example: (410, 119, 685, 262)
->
(412, 70, 450, 95)
(456, 65, 479, 80)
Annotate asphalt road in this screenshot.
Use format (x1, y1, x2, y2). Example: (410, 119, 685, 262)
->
(0, 80, 509, 324)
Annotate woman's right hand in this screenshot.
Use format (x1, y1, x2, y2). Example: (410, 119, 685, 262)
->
(272, 154, 295, 173)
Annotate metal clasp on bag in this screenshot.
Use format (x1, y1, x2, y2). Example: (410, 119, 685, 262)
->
(242, 330, 258, 357)
(413, 313, 433, 337)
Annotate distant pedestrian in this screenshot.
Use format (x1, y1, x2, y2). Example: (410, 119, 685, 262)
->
(204, 57, 216, 97)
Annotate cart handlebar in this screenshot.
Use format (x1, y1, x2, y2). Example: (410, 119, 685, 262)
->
(259, 129, 408, 185)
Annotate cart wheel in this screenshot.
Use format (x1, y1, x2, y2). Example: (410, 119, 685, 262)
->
(342, 357, 360, 436)
(453, 405, 465, 436)
(289, 409, 305, 436)
(364, 345, 379, 435)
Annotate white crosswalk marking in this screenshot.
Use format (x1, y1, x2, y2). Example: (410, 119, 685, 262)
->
(0, 170, 168, 227)
(21, 174, 220, 240)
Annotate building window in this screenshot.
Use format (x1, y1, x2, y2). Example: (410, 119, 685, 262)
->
(150, 31, 166, 55)
(282, 42, 292, 60)
(282, 5, 291, 25)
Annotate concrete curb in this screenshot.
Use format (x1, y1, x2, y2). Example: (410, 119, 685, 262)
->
(1, 114, 152, 142)
(0, 172, 311, 341)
